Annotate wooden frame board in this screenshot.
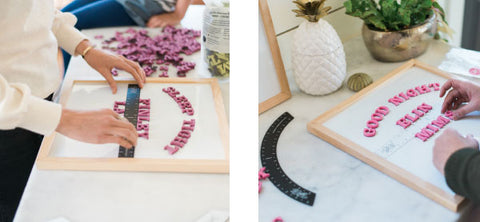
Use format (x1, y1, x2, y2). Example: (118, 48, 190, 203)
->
(258, 0, 291, 114)
(37, 78, 229, 173)
(308, 60, 467, 212)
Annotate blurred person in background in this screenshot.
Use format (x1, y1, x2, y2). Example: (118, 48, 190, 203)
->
(60, 0, 192, 70)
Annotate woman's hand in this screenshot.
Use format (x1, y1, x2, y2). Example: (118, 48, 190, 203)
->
(146, 13, 181, 28)
(83, 48, 146, 93)
(75, 40, 146, 94)
(56, 108, 138, 148)
(440, 79, 480, 120)
(433, 128, 478, 174)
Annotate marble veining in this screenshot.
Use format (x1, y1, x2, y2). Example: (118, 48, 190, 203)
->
(259, 37, 477, 222)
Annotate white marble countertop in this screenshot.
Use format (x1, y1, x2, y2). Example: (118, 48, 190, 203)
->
(14, 5, 229, 222)
(259, 38, 480, 222)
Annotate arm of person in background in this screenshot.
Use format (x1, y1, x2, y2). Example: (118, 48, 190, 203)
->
(433, 128, 480, 203)
(146, 0, 192, 28)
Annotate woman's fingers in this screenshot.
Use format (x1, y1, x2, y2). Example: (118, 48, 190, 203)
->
(148, 17, 161, 28)
(147, 16, 160, 27)
(453, 102, 478, 120)
(439, 79, 455, 98)
(56, 109, 140, 148)
(110, 117, 138, 134)
(146, 19, 153, 27)
(452, 97, 465, 110)
(103, 135, 135, 148)
(442, 89, 460, 113)
(123, 58, 146, 83)
(114, 56, 145, 88)
(107, 126, 138, 147)
(105, 111, 138, 142)
(103, 70, 118, 94)
(104, 111, 138, 146)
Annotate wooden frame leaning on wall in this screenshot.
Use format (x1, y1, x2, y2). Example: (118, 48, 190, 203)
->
(258, 0, 291, 114)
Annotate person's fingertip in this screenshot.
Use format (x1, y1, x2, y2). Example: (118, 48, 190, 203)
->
(452, 112, 460, 120)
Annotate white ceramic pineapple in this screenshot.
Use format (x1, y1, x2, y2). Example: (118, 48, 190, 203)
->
(292, 0, 346, 95)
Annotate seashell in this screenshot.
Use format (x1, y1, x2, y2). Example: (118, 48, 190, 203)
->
(346, 73, 373, 92)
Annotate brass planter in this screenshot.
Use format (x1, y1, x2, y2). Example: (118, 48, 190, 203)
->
(362, 12, 437, 62)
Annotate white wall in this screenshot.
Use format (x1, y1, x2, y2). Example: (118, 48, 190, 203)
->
(265, 0, 465, 72)
(266, 0, 362, 71)
(440, 0, 465, 47)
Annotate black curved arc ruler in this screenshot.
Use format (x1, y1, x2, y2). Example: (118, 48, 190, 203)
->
(118, 84, 140, 158)
(261, 112, 316, 206)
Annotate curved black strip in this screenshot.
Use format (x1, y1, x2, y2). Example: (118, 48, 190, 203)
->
(261, 112, 316, 206)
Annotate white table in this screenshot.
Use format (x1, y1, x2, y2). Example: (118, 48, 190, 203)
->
(15, 5, 229, 222)
(259, 38, 480, 222)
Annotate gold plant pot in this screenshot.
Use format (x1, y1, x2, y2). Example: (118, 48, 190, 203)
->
(361, 12, 437, 62)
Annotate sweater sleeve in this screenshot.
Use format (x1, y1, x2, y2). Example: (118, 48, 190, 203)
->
(51, 9, 89, 56)
(444, 148, 480, 203)
(0, 74, 62, 135)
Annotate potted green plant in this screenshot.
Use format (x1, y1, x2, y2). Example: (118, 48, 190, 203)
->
(344, 0, 451, 62)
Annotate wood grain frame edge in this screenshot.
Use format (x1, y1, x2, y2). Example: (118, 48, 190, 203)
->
(306, 60, 465, 211)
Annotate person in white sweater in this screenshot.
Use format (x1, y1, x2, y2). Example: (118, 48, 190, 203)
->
(0, 1, 146, 220)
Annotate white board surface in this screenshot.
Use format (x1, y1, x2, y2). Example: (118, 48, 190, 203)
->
(322, 66, 480, 196)
(50, 82, 225, 160)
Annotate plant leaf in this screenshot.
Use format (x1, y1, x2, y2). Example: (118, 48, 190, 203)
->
(367, 16, 387, 31)
(292, 9, 306, 16)
(293, 1, 306, 11)
(360, 10, 376, 19)
(397, 8, 411, 26)
(344, 0, 353, 13)
(433, 1, 448, 24)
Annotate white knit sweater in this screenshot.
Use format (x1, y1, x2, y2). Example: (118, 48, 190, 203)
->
(0, 0, 88, 135)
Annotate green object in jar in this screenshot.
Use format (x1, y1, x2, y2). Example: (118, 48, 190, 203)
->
(207, 49, 230, 77)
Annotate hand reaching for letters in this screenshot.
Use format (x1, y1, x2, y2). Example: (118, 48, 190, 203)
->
(83, 48, 146, 93)
(439, 79, 480, 120)
(433, 128, 478, 174)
